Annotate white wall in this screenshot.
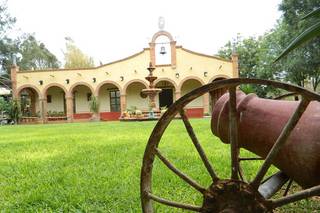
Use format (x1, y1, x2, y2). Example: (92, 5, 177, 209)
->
(155, 36, 171, 65)
(74, 85, 91, 113)
(181, 80, 203, 108)
(35, 95, 40, 114)
(126, 82, 148, 110)
(47, 87, 65, 113)
(98, 84, 119, 112)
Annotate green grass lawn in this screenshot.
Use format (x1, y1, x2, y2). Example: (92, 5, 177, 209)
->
(0, 119, 318, 212)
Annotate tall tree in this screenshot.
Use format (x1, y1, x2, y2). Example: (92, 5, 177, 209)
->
(18, 34, 60, 70)
(218, 36, 262, 79)
(218, 33, 281, 97)
(0, 0, 16, 77)
(217, 1, 320, 93)
(278, 0, 320, 90)
(64, 37, 94, 69)
(0, 1, 15, 36)
(0, 1, 60, 77)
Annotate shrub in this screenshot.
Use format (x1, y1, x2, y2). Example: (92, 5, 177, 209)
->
(135, 109, 142, 115)
(8, 99, 22, 124)
(0, 97, 10, 115)
(89, 96, 99, 113)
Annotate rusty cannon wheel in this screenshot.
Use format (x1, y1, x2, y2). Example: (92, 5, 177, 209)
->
(140, 78, 320, 213)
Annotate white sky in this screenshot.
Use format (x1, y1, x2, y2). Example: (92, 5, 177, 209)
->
(7, 0, 282, 66)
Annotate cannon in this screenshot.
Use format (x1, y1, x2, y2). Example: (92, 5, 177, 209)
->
(140, 78, 320, 212)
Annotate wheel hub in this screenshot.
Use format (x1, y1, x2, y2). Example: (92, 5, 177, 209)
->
(202, 180, 271, 213)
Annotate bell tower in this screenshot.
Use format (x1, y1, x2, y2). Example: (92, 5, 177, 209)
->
(149, 17, 176, 68)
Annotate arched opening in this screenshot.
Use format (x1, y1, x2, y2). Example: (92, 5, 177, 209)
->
(45, 86, 67, 121)
(155, 35, 171, 65)
(155, 80, 176, 109)
(18, 87, 40, 122)
(71, 84, 93, 120)
(97, 83, 121, 121)
(181, 79, 204, 118)
(125, 82, 148, 112)
(210, 77, 228, 112)
(150, 30, 176, 67)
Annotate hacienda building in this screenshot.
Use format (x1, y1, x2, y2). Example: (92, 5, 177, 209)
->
(10, 29, 238, 123)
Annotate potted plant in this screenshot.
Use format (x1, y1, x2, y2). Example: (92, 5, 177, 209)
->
(160, 106, 167, 116)
(89, 96, 100, 121)
(135, 109, 143, 118)
(125, 109, 132, 118)
(122, 110, 129, 118)
(128, 106, 137, 118)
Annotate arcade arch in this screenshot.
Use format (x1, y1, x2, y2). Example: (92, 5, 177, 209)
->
(70, 84, 94, 119)
(155, 79, 177, 108)
(97, 82, 122, 120)
(125, 81, 148, 111)
(43, 84, 67, 117)
(18, 86, 40, 117)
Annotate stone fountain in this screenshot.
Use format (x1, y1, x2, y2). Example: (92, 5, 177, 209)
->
(142, 63, 162, 118)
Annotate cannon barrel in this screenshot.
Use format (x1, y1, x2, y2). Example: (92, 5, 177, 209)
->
(211, 91, 320, 188)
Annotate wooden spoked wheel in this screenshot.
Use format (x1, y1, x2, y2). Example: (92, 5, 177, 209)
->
(140, 78, 320, 213)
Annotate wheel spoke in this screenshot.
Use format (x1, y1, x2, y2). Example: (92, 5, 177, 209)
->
(238, 155, 263, 181)
(228, 86, 239, 180)
(270, 184, 320, 208)
(239, 157, 264, 161)
(238, 163, 247, 182)
(251, 97, 310, 189)
(147, 192, 202, 212)
(155, 148, 206, 193)
(179, 109, 219, 182)
(283, 179, 293, 196)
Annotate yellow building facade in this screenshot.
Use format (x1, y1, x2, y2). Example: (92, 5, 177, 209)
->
(11, 30, 238, 123)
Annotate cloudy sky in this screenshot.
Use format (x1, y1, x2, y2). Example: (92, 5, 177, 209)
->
(7, 0, 282, 66)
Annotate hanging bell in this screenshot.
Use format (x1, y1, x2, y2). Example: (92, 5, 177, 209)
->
(160, 46, 166, 55)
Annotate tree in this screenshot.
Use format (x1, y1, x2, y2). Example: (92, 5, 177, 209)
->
(64, 37, 94, 68)
(217, 1, 320, 93)
(217, 33, 281, 97)
(277, 0, 320, 90)
(0, 37, 18, 75)
(18, 34, 60, 70)
(0, 1, 60, 79)
(0, 96, 10, 114)
(218, 36, 261, 79)
(8, 99, 21, 124)
(0, 1, 15, 36)
(0, 1, 16, 77)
